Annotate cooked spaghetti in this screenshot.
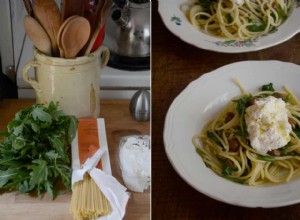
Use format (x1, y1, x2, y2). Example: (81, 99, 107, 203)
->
(181, 0, 292, 40)
(193, 81, 300, 185)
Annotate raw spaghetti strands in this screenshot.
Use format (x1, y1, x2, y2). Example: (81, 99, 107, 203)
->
(181, 0, 292, 40)
(70, 174, 112, 220)
(193, 82, 300, 185)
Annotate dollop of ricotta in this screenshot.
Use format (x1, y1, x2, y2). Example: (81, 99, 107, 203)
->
(245, 96, 292, 154)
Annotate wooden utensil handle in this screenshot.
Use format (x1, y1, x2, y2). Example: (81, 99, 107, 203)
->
(61, 0, 84, 21)
(23, 0, 33, 16)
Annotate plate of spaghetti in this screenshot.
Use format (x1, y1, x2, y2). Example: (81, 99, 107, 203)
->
(164, 61, 300, 207)
(158, 0, 300, 53)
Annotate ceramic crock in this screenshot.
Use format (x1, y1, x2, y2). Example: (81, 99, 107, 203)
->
(22, 45, 109, 118)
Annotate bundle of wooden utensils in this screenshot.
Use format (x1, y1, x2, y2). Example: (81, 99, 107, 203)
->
(23, 0, 112, 58)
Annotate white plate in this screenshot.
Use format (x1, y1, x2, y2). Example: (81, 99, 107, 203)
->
(158, 1, 300, 53)
(164, 61, 300, 207)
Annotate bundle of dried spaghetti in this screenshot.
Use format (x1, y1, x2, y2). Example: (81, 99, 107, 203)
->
(70, 173, 112, 220)
(70, 118, 114, 220)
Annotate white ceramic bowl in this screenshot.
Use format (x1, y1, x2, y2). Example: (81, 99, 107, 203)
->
(164, 61, 300, 207)
(158, 1, 300, 53)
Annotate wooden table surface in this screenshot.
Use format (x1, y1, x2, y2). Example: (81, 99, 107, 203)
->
(0, 99, 150, 220)
(152, 0, 300, 219)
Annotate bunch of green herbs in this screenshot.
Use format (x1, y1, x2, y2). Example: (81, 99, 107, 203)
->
(0, 102, 78, 199)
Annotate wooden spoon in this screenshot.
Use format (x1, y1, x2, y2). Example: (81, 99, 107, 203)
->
(33, 0, 62, 57)
(57, 15, 79, 58)
(23, 15, 52, 56)
(61, 16, 91, 58)
(61, 0, 84, 21)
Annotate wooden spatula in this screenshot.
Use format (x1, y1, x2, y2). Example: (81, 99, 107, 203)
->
(24, 15, 52, 56)
(34, 0, 62, 57)
(61, 0, 84, 21)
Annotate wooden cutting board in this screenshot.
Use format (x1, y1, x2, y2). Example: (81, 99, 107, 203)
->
(0, 99, 150, 220)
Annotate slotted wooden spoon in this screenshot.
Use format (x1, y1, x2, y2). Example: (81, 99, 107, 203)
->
(24, 15, 52, 56)
(61, 16, 91, 58)
(34, 0, 62, 57)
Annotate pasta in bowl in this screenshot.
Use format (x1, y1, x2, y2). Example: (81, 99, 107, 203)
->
(181, 0, 292, 40)
(158, 0, 300, 52)
(164, 61, 300, 207)
(193, 81, 300, 186)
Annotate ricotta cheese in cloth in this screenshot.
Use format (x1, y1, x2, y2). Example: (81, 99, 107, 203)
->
(245, 96, 292, 154)
(119, 136, 150, 192)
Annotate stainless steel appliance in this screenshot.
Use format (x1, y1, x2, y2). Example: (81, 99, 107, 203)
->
(104, 0, 150, 70)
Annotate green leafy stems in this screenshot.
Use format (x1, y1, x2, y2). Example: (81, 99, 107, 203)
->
(0, 101, 78, 199)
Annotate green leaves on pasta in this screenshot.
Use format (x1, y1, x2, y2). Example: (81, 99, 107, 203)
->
(221, 162, 245, 184)
(233, 96, 250, 138)
(261, 83, 275, 92)
(207, 131, 222, 146)
(222, 165, 235, 176)
(257, 155, 275, 162)
(234, 95, 251, 116)
(196, 0, 212, 9)
(276, 4, 288, 21)
(247, 22, 268, 32)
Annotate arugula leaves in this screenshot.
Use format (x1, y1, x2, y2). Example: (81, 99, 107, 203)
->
(196, 0, 212, 9)
(277, 4, 288, 21)
(0, 102, 78, 199)
(233, 95, 251, 138)
(247, 22, 267, 32)
(207, 131, 222, 146)
(234, 95, 251, 116)
(221, 161, 245, 183)
(222, 164, 235, 176)
(261, 83, 275, 92)
(226, 13, 233, 23)
(257, 155, 275, 162)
